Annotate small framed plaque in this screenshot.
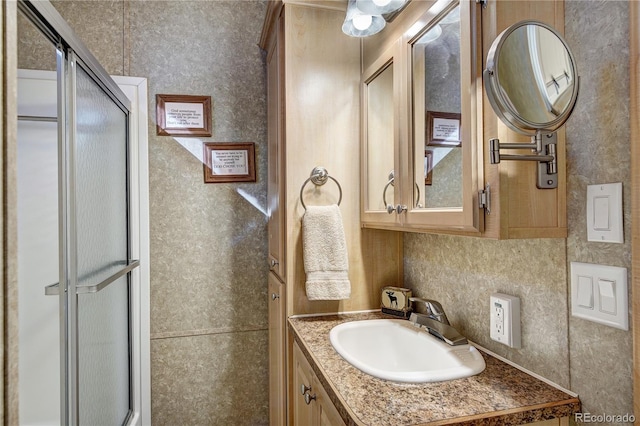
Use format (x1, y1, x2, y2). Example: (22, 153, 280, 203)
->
(426, 111, 461, 147)
(156, 94, 212, 137)
(203, 142, 256, 183)
(424, 150, 433, 185)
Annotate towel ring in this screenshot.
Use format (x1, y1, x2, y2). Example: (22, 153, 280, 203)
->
(300, 167, 343, 210)
(382, 170, 421, 210)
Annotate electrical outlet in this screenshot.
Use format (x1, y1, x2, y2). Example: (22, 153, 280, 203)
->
(490, 293, 521, 349)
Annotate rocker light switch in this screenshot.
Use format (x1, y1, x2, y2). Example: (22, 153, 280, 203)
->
(598, 279, 616, 314)
(576, 276, 594, 309)
(571, 262, 628, 330)
(587, 183, 623, 243)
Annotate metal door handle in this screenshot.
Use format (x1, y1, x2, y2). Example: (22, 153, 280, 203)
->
(45, 259, 139, 295)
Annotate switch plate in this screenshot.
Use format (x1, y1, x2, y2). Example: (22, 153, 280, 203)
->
(490, 293, 521, 348)
(570, 262, 628, 330)
(586, 183, 623, 243)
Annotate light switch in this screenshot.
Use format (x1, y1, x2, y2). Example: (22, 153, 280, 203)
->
(586, 183, 623, 243)
(593, 196, 610, 230)
(576, 276, 593, 309)
(570, 262, 628, 330)
(598, 279, 616, 314)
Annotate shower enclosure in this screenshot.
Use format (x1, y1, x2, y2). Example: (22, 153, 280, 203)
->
(16, 1, 150, 425)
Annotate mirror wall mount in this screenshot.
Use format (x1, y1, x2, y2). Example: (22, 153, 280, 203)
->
(489, 131, 558, 189)
(483, 20, 579, 190)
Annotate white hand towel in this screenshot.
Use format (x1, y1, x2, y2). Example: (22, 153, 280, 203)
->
(302, 204, 351, 300)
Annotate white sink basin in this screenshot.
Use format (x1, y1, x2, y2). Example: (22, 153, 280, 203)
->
(329, 319, 486, 383)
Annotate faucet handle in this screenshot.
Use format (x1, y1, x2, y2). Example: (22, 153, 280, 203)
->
(409, 297, 450, 325)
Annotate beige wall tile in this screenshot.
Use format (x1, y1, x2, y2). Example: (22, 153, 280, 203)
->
(565, 0, 632, 419)
(151, 330, 268, 425)
(404, 1, 633, 422)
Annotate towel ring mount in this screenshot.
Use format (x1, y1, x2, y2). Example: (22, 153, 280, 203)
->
(300, 166, 343, 210)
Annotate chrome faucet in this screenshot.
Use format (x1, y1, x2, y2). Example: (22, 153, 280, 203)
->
(408, 297, 468, 346)
(409, 297, 450, 325)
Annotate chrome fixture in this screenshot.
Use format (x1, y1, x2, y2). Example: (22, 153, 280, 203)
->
(409, 314, 468, 346)
(382, 170, 421, 213)
(483, 20, 579, 189)
(342, 0, 407, 37)
(299, 166, 343, 210)
(409, 297, 450, 324)
(409, 297, 468, 345)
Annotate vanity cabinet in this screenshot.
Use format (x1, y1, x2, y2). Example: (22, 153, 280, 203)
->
(361, 0, 568, 239)
(293, 341, 346, 426)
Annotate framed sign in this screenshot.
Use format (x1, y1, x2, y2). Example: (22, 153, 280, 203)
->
(156, 94, 212, 137)
(203, 142, 256, 183)
(426, 111, 461, 147)
(424, 150, 433, 185)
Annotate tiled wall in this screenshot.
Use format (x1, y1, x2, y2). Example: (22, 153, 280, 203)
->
(20, 0, 633, 424)
(47, 1, 270, 424)
(404, 1, 632, 422)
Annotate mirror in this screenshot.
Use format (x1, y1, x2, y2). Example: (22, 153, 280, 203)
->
(484, 20, 579, 189)
(365, 61, 395, 211)
(484, 20, 579, 135)
(412, 4, 463, 209)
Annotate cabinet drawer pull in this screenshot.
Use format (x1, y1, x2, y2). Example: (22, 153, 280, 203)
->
(271, 293, 280, 301)
(300, 384, 311, 395)
(269, 259, 279, 269)
(304, 393, 316, 405)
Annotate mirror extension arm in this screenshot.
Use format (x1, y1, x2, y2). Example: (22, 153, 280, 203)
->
(489, 131, 558, 189)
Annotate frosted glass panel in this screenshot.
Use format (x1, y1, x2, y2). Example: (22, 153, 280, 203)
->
(75, 64, 130, 424)
(78, 276, 130, 425)
(75, 65, 128, 284)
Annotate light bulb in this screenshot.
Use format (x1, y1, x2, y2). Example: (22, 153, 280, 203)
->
(372, 0, 391, 6)
(352, 14, 373, 31)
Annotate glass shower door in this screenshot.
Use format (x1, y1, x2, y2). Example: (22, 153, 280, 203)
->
(60, 50, 135, 425)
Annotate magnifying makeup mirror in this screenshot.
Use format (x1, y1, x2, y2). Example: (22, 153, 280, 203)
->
(483, 20, 579, 189)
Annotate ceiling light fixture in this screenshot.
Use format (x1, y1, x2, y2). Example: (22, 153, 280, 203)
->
(342, 0, 386, 37)
(355, 0, 406, 16)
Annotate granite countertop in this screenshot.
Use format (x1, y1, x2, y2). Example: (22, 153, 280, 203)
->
(289, 312, 580, 426)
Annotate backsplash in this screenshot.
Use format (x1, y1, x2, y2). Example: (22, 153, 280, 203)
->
(405, 0, 632, 422)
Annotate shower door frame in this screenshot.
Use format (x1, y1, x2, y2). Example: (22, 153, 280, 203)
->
(16, 1, 150, 425)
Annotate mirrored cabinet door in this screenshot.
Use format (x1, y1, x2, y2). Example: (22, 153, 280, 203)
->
(404, 0, 482, 232)
(361, 41, 401, 227)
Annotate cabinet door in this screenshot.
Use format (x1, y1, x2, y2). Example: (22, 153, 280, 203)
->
(293, 343, 315, 426)
(266, 14, 285, 280)
(268, 273, 286, 426)
(361, 40, 402, 228)
(316, 384, 346, 426)
(403, 0, 483, 232)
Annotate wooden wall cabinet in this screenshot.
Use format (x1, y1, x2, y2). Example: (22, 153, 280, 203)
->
(262, 4, 287, 425)
(361, 0, 568, 239)
(293, 342, 346, 426)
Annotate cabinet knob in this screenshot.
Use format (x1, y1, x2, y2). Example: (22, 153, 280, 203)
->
(304, 392, 316, 405)
(387, 204, 407, 214)
(300, 384, 311, 395)
(269, 259, 279, 269)
(271, 293, 280, 301)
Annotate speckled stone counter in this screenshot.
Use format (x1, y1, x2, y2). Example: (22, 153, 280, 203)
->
(289, 312, 580, 426)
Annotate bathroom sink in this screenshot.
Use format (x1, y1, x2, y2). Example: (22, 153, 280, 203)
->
(329, 319, 486, 383)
